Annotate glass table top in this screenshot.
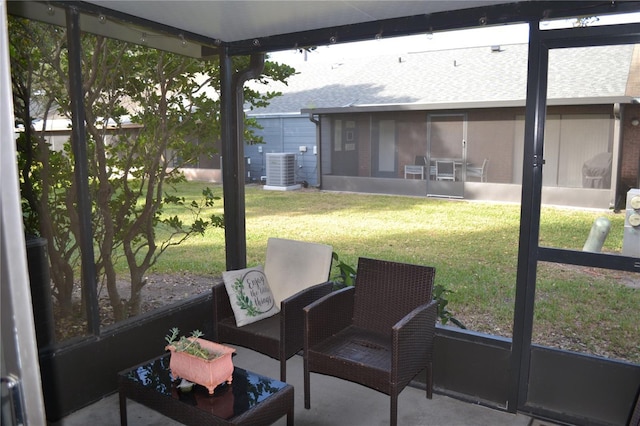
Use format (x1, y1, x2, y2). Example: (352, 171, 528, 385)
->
(120, 354, 288, 420)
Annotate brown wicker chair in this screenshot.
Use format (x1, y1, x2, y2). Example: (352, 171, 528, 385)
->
(212, 238, 333, 381)
(303, 257, 437, 426)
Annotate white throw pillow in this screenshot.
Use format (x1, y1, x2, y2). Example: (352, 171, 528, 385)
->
(222, 265, 280, 327)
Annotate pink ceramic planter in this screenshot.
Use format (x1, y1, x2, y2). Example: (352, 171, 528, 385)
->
(166, 338, 236, 394)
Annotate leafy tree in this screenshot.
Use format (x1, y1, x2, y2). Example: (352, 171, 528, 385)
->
(10, 18, 80, 316)
(11, 17, 296, 322)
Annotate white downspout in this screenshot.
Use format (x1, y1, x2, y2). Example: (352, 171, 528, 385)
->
(308, 113, 321, 188)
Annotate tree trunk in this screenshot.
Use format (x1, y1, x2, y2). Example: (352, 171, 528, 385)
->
(104, 260, 125, 321)
(127, 269, 147, 317)
(50, 257, 75, 316)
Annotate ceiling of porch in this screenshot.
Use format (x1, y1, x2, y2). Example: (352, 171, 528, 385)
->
(10, 1, 640, 58)
(85, 0, 505, 44)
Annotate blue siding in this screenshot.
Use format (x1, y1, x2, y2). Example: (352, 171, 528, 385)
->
(246, 115, 318, 186)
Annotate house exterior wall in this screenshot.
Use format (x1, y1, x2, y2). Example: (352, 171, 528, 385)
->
(467, 109, 517, 184)
(317, 104, 631, 208)
(183, 115, 320, 185)
(323, 108, 524, 183)
(246, 114, 318, 186)
(186, 104, 633, 208)
(398, 113, 428, 177)
(621, 103, 640, 195)
(357, 115, 371, 177)
(197, 147, 219, 169)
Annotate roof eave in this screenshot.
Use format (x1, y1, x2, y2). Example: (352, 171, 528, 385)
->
(301, 96, 636, 115)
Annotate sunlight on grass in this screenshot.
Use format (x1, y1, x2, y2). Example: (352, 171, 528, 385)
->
(146, 182, 639, 363)
(540, 207, 624, 252)
(535, 263, 639, 360)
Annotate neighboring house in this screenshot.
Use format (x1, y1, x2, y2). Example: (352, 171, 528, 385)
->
(244, 113, 318, 186)
(34, 43, 639, 209)
(22, 113, 143, 151)
(244, 42, 640, 209)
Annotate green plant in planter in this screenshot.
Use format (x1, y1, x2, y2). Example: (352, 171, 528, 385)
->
(331, 252, 357, 288)
(433, 285, 466, 329)
(165, 328, 220, 360)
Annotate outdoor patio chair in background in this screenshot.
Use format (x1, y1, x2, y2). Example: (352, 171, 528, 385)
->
(213, 238, 333, 381)
(303, 257, 437, 426)
(467, 158, 489, 182)
(404, 156, 427, 179)
(435, 160, 456, 181)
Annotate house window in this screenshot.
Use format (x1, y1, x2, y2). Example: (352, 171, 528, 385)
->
(334, 120, 342, 151)
(332, 117, 359, 152)
(377, 119, 396, 173)
(344, 121, 356, 151)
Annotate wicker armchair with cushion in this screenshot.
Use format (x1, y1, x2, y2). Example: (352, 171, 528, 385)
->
(303, 257, 437, 426)
(212, 238, 333, 381)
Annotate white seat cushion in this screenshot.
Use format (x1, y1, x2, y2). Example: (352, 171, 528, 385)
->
(263, 238, 333, 306)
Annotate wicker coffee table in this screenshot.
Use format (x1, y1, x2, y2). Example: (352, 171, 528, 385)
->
(118, 354, 293, 425)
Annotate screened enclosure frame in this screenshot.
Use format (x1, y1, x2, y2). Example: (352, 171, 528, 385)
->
(511, 19, 640, 412)
(4, 1, 640, 423)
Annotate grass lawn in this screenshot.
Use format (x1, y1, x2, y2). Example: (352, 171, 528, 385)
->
(150, 181, 639, 363)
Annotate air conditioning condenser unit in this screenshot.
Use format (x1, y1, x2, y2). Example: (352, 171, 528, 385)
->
(264, 153, 301, 191)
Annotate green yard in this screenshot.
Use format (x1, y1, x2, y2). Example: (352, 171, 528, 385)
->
(150, 182, 639, 363)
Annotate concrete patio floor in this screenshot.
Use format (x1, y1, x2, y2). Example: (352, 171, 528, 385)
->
(56, 345, 545, 426)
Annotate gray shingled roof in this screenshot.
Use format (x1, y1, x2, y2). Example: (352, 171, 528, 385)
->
(250, 43, 636, 114)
